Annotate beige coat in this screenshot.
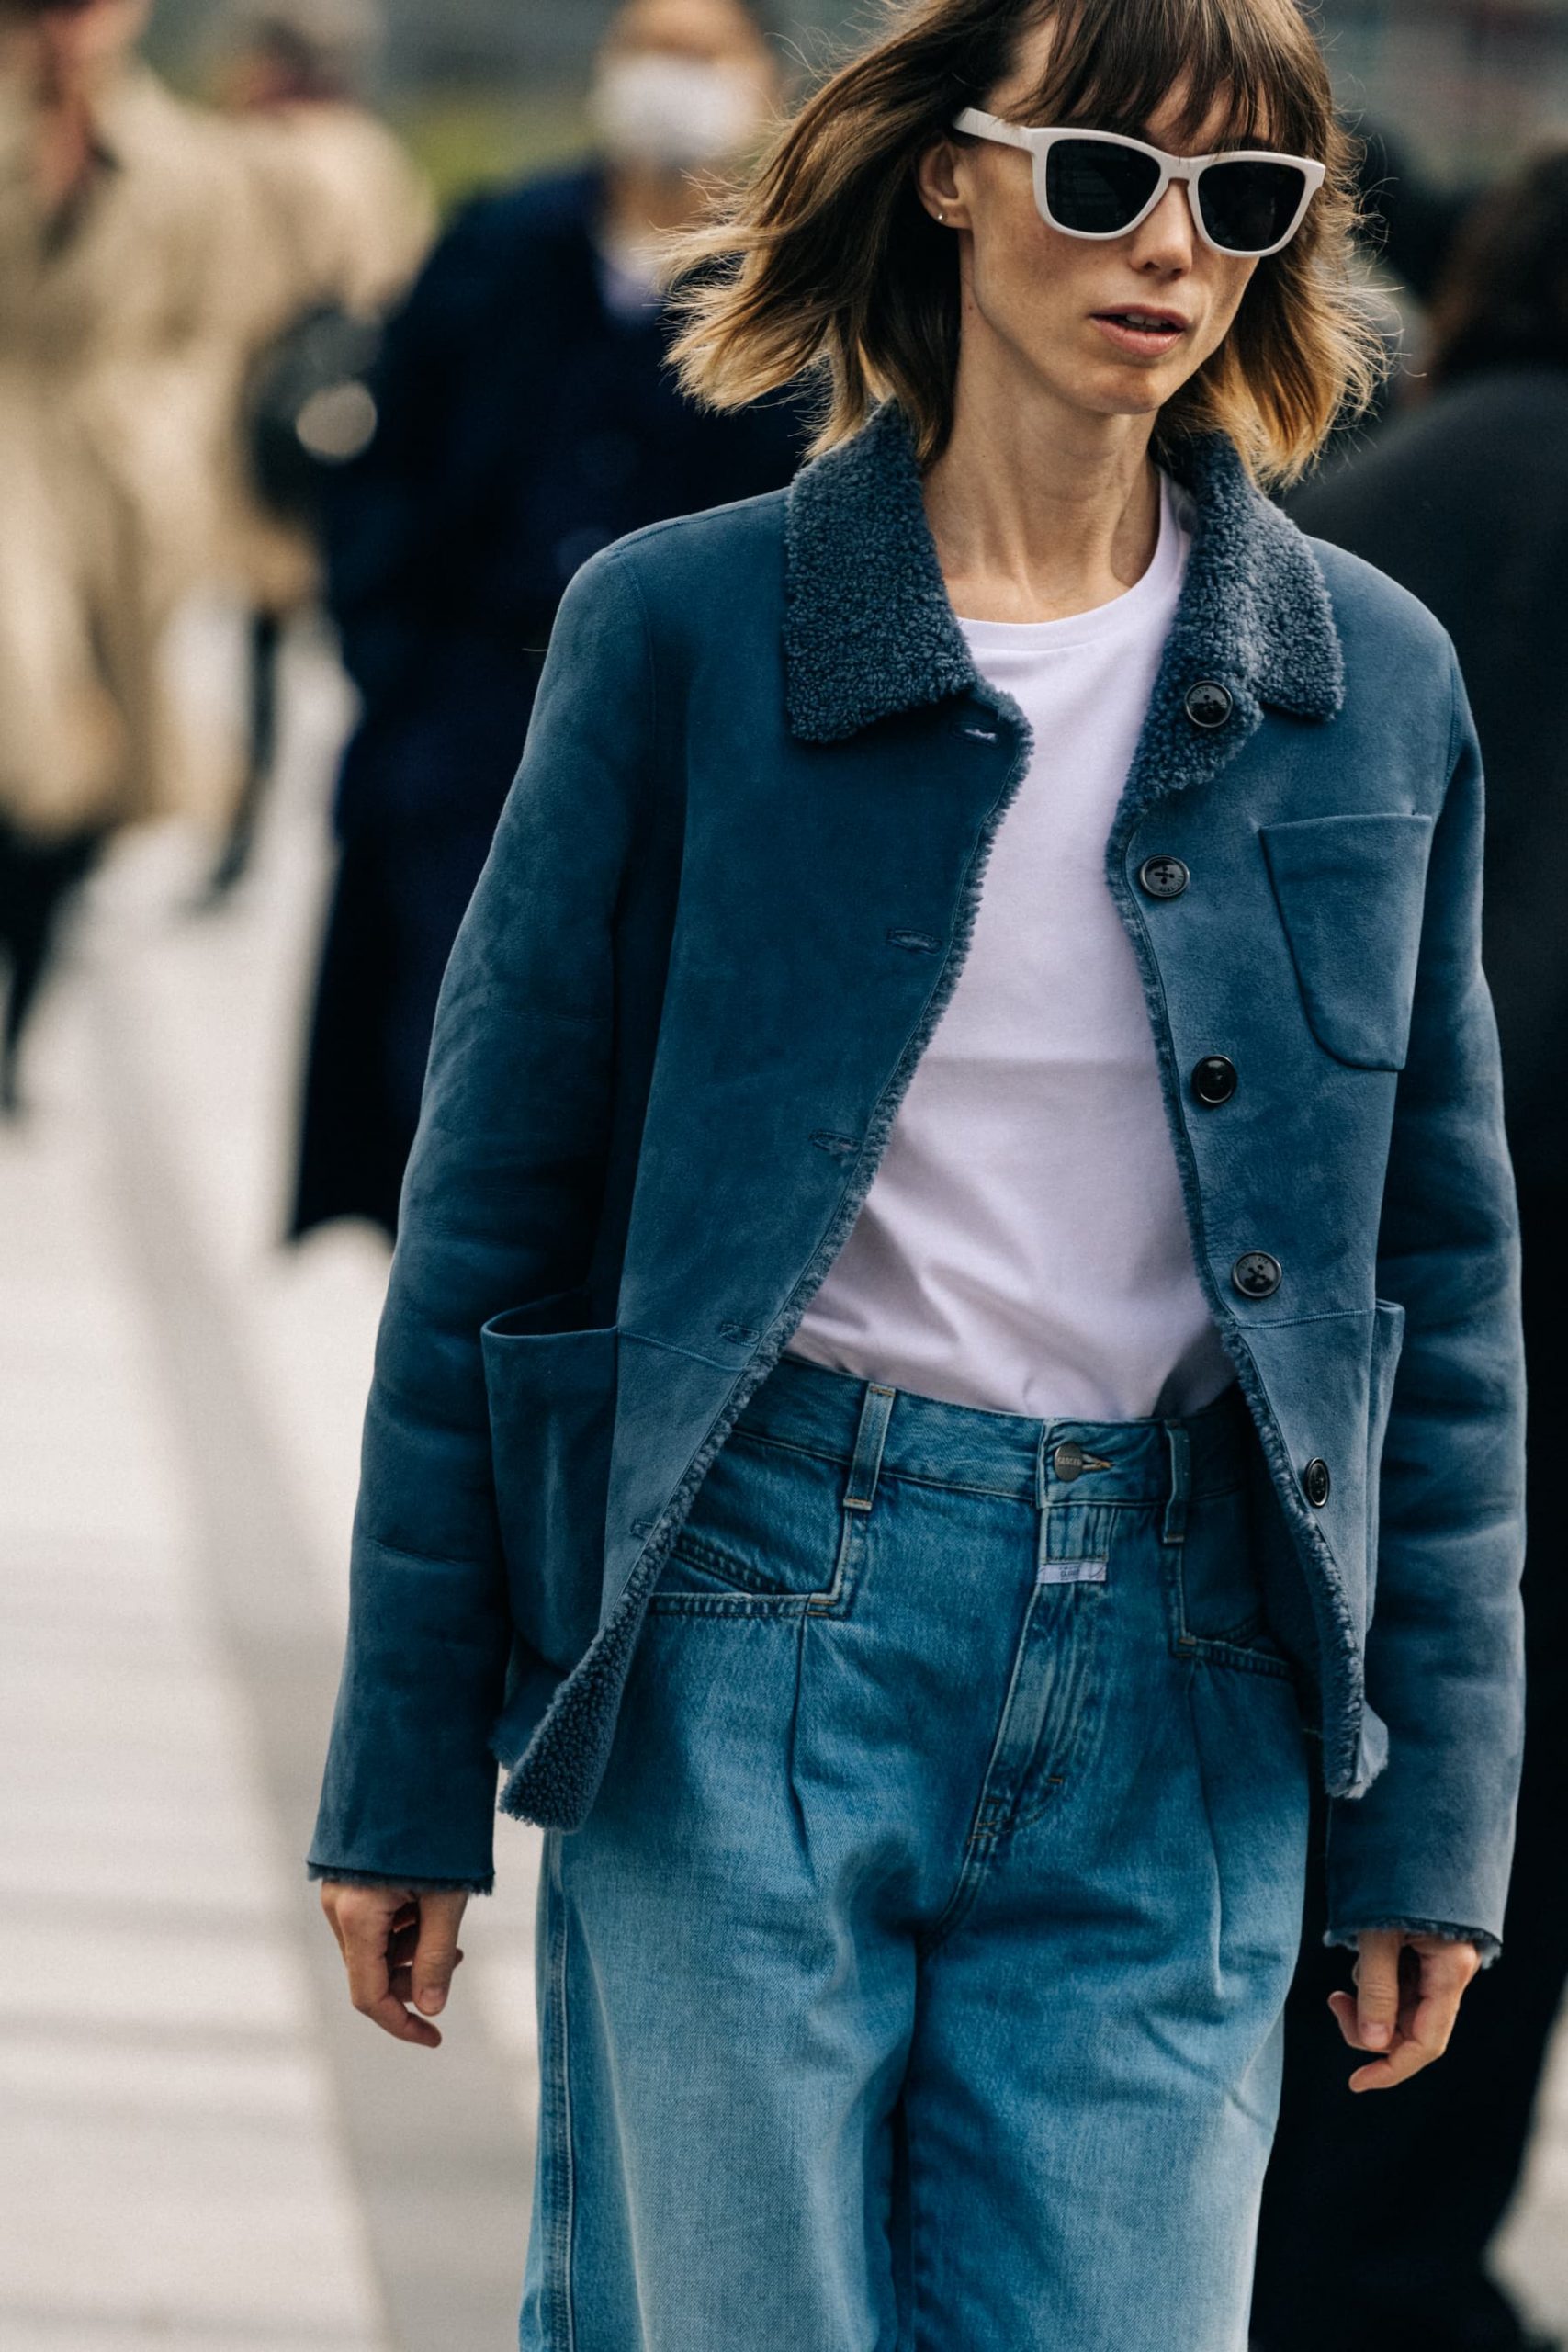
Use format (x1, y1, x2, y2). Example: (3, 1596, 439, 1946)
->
(0, 65, 252, 838)
(209, 102, 434, 615)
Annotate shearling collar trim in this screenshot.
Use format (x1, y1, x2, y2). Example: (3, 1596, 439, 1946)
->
(783, 401, 1346, 753)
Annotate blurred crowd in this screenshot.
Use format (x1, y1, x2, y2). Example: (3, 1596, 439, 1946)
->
(0, 0, 432, 1103)
(1, 1, 1563, 2347)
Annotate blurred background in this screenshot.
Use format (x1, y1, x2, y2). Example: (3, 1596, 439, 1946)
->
(0, 2, 1564, 2349)
(140, 0, 1568, 200)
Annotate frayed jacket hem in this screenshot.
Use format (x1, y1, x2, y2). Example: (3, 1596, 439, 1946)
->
(305, 1861, 495, 1896)
(1324, 1918, 1501, 1967)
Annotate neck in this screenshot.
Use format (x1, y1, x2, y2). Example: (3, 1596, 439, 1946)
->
(921, 357, 1164, 625)
(601, 163, 706, 244)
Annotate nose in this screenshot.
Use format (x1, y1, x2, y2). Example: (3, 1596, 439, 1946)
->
(1127, 178, 1197, 273)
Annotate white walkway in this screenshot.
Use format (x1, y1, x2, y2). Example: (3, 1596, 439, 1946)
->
(0, 626, 539, 2351)
(0, 621, 1562, 2347)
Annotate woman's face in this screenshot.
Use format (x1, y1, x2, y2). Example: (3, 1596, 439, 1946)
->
(919, 34, 1265, 427)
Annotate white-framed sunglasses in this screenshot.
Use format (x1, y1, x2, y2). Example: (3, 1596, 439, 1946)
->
(953, 107, 1326, 258)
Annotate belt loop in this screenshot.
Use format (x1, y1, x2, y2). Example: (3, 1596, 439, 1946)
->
(1163, 1422, 1191, 1546)
(843, 1383, 895, 1514)
(1035, 1424, 1052, 1576)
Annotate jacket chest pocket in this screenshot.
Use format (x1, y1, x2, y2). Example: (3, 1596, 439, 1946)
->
(1261, 812, 1437, 1071)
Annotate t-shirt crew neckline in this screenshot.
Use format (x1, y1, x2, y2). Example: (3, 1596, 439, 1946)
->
(953, 470, 1187, 654)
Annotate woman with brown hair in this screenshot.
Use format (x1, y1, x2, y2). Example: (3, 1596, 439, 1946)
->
(308, 4, 1527, 2344)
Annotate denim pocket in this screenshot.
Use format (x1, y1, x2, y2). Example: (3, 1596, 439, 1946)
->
(1170, 1485, 1297, 1680)
(651, 1431, 862, 1617)
(481, 1288, 617, 1671)
(1261, 812, 1435, 1071)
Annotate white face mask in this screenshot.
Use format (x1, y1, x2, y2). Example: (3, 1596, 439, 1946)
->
(588, 51, 764, 173)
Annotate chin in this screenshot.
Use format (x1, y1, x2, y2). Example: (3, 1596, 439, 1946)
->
(1066, 371, 1172, 422)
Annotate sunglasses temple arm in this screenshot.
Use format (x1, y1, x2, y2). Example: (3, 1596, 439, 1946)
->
(953, 107, 1035, 153)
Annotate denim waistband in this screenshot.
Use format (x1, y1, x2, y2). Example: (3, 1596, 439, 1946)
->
(735, 1351, 1255, 1521)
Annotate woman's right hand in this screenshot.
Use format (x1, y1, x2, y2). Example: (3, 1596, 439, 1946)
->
(318, 1882, 469, 2047)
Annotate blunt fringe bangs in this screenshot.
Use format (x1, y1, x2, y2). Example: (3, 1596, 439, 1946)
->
(666, 0, 1382, 483)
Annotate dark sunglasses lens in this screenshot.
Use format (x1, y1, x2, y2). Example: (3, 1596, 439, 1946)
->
(1045, 138, 1164, 233)
(1198, 159, 1309, 251)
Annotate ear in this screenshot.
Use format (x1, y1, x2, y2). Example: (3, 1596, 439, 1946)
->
(914, 135, 968, 230)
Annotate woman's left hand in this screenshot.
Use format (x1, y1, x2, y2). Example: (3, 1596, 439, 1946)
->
(1328, 1930, 1483, 2092)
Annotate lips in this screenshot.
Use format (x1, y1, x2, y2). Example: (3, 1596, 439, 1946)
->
(1095, 308, 1189, 331)
(1090, 309, 1190, 356)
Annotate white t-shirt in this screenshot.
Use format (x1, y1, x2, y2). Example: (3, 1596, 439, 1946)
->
(786, 471, 1235, 1423)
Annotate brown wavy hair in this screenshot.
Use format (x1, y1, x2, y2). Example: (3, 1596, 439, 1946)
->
(667, 0, 1382, 483)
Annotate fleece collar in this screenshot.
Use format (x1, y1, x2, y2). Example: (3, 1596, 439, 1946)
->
(783, 401, 1346, 778)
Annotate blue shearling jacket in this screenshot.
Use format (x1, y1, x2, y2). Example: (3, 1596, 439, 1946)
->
(308, 402, 1527, 1960)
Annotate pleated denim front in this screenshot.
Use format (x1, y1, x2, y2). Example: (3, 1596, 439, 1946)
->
(520, 1350, 1313, 2352)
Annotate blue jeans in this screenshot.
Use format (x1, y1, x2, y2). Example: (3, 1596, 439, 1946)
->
(521, 1353, 1313, 2351)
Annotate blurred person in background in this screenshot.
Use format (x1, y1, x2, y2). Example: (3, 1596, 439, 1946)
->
(1354, 121, 1476, 316)
(1304, 121, 1483, 456)
(1341, 121, 1478, 435)
(214, 0, 430, 314)
(0, 0, 239, 1111)
(199, 0, 433, 899)
(1254, 146, 1568, 2352)
(290, 0, 807, 1241)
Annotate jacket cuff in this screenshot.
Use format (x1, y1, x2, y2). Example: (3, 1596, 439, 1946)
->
(1323, 1918, 1501, 1968)
(305, 1861, 495, 1895)
(307, 1532, 508, 1894)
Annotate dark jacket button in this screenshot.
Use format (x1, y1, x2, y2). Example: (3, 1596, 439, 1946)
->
(1138, 854, 1190, 900)
(1232, 1251, 1282, 1299)
(1303, 1458, 1332, 1508)
(1192, 1055, 1237, 1107)
(1185, 680, 1234, 729)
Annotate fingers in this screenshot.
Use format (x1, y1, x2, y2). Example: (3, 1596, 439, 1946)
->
(1327, 1935, 1482, 2093)
(1352, 1929, 1403, 2052)
(318, 1884, 463, 2048)
(343, 1891, 444, 2045)
(318, 1882, 347, 1960)
(410, 1891, 470, 2018)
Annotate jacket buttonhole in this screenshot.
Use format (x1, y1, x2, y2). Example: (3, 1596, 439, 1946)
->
(717, 1320, 760, 1343)
(810, 1131, 861, 1159)
(887, 929, 942, 954)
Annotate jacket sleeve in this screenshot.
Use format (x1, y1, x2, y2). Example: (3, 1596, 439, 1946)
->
(306, 548, 652, 1893)
(1325, 650, 1527, 1964)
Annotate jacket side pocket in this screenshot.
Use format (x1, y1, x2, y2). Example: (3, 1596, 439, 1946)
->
(481, 1288, 618, 1674)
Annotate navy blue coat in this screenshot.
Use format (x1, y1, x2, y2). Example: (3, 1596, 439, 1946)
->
(308, 402, 1527, 1961)
(291, 168, 806, 1237)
